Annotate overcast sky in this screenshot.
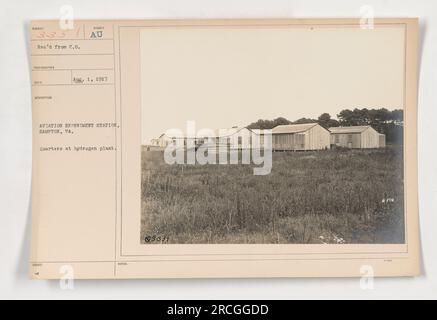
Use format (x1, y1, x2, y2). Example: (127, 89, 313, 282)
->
(140, 25, 405, 144)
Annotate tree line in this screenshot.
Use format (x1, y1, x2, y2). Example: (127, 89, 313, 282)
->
(246, 108, 404, 144)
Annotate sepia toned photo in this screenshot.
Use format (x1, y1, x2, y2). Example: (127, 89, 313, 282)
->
(140, 25, 406, 245)
(28, 18, 419, 279)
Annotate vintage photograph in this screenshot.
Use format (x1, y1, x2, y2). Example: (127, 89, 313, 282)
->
(139, 25, 406, 245)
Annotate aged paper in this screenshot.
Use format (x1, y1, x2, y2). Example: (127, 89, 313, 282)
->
(30, 19, 420, 279)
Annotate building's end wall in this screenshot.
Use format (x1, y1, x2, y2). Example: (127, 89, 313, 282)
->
(361, 127, 381, 148)
(331, 132, 361, 148)
(306, 125, 331, 150)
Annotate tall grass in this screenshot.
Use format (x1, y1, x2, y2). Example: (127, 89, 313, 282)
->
(141, 146, 404, 244)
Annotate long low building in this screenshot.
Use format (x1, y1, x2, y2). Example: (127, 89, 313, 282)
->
(271, 123, 331, 151)
(329, 126, 386, 148)
(149, 127, 256, 150)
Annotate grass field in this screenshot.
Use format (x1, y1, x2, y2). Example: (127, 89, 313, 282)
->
(140, 146, 404, 244)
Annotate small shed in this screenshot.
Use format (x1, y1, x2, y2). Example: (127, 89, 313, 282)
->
(271, 123, 330, 151)
(329, 126, 385, 148)
(378, 134, 386, 148)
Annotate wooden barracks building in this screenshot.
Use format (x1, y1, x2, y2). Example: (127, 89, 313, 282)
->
(329, 125, 386, 149)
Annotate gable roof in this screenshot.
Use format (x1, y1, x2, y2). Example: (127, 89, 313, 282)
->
(329, 126, 371, 134)
(250, 129, 271, 135)
(159, 127, 255, 139)
(214, 127, 254, 138)
(272, 123, 318, 134)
